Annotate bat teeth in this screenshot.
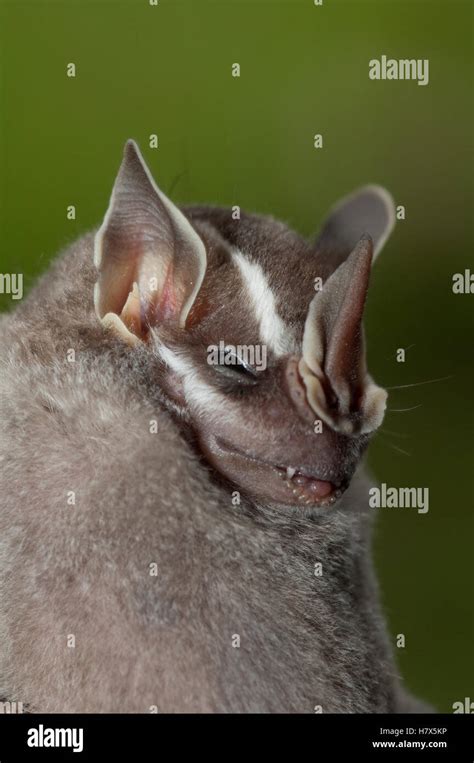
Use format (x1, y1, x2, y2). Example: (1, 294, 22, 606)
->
(277, 466, 343, 509)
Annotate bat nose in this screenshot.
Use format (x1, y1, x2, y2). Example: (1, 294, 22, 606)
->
(285, 355, 319, 426)
(282, 355, 364, 489)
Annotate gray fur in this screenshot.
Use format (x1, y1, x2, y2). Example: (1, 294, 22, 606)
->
(0, 162, 430, 712)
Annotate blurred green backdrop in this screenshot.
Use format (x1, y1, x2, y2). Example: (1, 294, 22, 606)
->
(0, 0, 472, 711)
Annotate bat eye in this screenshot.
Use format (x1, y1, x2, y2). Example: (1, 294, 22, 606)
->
(231, 362, 256, 378)
(222, 354, 256, 376)
(213, 347, 258, 383)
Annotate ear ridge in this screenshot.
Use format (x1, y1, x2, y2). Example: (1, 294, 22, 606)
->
(314, 184, 395, 269)
(94, 140, 207, 340)
(100, 311, 140, 347)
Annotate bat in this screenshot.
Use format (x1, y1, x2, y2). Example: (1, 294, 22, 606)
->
(0, 140, 430, 712)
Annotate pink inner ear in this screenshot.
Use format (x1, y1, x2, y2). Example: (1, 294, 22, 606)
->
(159, 266, 179, 321)
(95, 141, 208, 339)
(138, 262, 179, 332)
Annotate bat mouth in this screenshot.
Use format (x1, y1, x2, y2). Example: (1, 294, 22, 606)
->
(207, 436, 345, 508)
(274, 466, 342, 507)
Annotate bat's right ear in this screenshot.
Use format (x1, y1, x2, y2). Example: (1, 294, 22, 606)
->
(94, 140, 206, 345)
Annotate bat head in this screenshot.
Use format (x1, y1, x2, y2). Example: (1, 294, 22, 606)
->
(94, 140, 394, 509)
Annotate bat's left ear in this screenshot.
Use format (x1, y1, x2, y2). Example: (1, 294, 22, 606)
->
(314, 185, 395, 275)
(94, 140, 206, 345)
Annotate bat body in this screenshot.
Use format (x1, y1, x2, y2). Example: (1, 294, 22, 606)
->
(0, 143, 429, 712)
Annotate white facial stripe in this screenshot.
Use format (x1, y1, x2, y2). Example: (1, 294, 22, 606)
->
(154, 338, 191, 377)
(153, 335, 239, 419)
(232, 250, 293, 357)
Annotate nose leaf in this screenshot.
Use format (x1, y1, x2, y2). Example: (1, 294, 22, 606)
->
(300, 235, 387, 435)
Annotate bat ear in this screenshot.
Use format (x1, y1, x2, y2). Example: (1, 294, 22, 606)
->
(94, 140, 206, 345)
(300, 234, 387, 435)
(314, 185, 395, 275)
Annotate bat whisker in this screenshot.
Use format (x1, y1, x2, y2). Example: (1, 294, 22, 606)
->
(386, 375, 452, 390)
(387, 404, 422, 412)
(377, 434, 412, 457)
(380, 428, 411, 438)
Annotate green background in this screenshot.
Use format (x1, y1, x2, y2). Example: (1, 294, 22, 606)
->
(0, 0, 472, 711)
